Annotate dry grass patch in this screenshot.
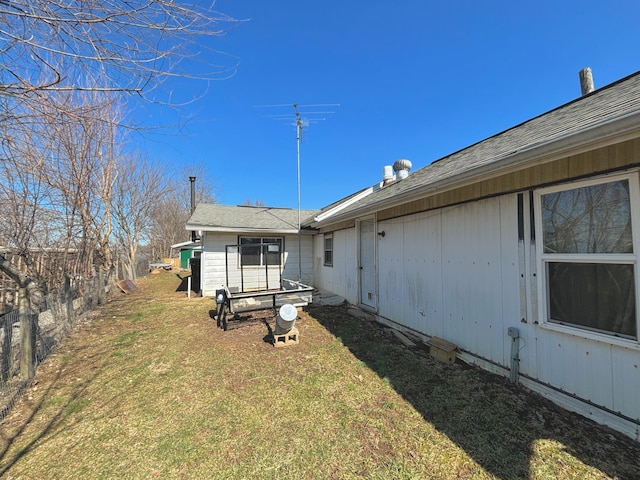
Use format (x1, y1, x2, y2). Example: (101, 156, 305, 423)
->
(0, 271, 637, 479)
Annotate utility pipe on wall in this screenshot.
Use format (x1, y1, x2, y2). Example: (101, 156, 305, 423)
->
(508, 326, 520, 384)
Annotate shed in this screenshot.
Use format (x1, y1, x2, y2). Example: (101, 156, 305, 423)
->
(170, 240, 202, 270)
(186, 204, 320, 297)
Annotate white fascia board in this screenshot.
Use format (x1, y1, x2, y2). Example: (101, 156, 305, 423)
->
(310, 187, 374, 225)
(318, 110, 640, 225)
(170, 240, 201, 249)
(186, 226, 303, 235)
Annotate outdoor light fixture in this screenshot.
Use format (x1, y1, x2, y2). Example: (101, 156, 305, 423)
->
(377, 231, 386, 237)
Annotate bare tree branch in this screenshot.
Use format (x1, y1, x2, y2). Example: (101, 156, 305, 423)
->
(0, 0, 239, 102)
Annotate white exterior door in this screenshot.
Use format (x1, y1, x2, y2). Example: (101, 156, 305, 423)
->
(359, 218, 377, 309)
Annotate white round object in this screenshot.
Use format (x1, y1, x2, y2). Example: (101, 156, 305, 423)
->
(279, 304, 298, 321)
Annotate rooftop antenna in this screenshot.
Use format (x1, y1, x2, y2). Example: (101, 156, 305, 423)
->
(256, 103, 339, 281)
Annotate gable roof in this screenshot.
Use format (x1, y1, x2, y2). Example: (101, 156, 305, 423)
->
(187, 204, 321, 234)
(306, 70, 640, 227)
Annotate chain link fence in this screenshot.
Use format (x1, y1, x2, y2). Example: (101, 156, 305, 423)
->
(0, 274, 111, 421)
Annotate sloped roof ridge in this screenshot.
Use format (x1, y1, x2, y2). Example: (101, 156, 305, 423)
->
(311, 70, 640, 225)
(234, 204, 294, 210)
(428, 69, 640, 166)
(187, 202, 321, 231)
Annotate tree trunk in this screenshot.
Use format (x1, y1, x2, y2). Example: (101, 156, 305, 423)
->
(97, 270, 106, 305)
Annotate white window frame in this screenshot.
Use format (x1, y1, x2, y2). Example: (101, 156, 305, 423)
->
(324, 233, 333, 267)
(534, 171, 640, 346)
(237, 236, 284, 268)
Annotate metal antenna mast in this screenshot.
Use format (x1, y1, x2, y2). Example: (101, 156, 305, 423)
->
(294, 104, 303, 281)
(256, 103, 339, 282)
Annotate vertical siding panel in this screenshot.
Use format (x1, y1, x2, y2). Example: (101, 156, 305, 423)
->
(378, 219, 404, 321)
(398, 212, 444, 337)
(573, 342, 613, 408)
(282, 234, 314, 285)
(342, 229, 358, 303)
(535, 330, 574, 394)
(441, 199, 505, 360)
(499, 194, 521, 367)
(536, 333, 615, 409)
(282, 234, 299, 282)
(612, 347, 640, 422)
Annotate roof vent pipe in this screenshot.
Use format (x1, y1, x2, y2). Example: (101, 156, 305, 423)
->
(393, 159, 412, 180)
(579, 67, 595, 96)
(189, 176, 196, 215)
(382, 165, 394, 185)
(189, 176, 199, 242)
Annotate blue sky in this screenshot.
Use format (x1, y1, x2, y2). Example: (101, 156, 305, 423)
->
(140, 1, 640, 210)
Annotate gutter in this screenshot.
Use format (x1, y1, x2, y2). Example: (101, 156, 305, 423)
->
(184, 226, 312, 235)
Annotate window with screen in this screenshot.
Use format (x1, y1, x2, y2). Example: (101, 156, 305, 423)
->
(537, 175, 638, 340)
(239, 237, 283, 267)
(324, 233, 333, 267)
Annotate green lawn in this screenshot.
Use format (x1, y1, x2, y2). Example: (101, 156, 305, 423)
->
(0, 271, 638, 479)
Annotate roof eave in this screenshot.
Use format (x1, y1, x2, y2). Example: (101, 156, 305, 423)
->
(304, 186, 375, 228)
(185, 225, 307, 235)
(314, 110, 640, 227)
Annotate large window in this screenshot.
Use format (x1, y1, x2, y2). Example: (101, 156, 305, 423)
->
(537, 175, 638, 340)
(239, 237, 283, 267)
(324, 233, 333, 266)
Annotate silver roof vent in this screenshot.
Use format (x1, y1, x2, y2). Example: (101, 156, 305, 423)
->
(393, 159, 412, 179)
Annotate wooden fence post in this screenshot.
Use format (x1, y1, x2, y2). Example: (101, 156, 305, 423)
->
(18, 287, 35, 380)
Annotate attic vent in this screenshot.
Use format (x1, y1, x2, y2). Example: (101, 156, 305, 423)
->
(382, 165, 394, 185)
(393, 159, 412, 179)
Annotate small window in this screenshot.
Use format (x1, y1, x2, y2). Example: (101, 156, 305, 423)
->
(239, 237, 283, 267)
(537, 176, 638, 340)
(324, 234, 333, 267)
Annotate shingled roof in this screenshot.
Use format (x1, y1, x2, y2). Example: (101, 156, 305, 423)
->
(187, 204, 320, 233)
(306, 70, 640, 227)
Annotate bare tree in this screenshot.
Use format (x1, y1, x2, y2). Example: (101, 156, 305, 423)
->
(147, 162, 217, 261)
(0, 1, 236, 325)
(0, 1, 234, 379)
(242, 199, 266, 207)
(0, 1, 238, 104)
(38, 93, 120, 280)
(112, 155, 168, 280)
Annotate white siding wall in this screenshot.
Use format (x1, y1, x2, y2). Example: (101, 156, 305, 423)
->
(377, 195, 521, 366)
(281, 234, 315, 285)
(516, 190, 640, 429)
(201, 232, 236, 297)
(314, 229, 358, 304)
(313, 189, 640, 439)
(201, 232, 314, 297)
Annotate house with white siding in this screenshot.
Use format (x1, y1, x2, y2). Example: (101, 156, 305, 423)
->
(305, 71, 640, 441)
(186, 204, 319, 297)
(188, 71, 640, 441)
